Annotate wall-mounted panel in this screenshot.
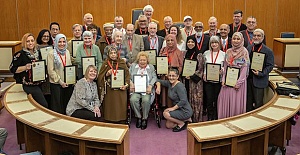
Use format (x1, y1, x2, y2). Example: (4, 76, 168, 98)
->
(1, 0, 19, 40)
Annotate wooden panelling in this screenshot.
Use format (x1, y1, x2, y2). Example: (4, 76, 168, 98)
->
(214, 0, 246, 25)
(17, 0, 51, 39)
(50, 0, 83, 38)
(181, 0, 213, 31)
(1, 0, 19, 40)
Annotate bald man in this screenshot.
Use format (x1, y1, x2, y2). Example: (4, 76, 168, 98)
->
(82, 13, 102, 39)
(157, 16, 173, 38)
(219, 24, 232, 52)
(204, 16, 220, 37)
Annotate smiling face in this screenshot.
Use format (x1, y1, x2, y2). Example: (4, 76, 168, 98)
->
(83, 36, 92, 46)
(50, 24, 60, 38)
(148, 23, 157, 37)
(166, 36, 175, 48)
(187, 39, 195, 49)
(219, 24, 229, 38)
(138, 55, 148, 68)
(87, 67, 97, 81)
(26, 36, 35, 51)
(208, 19, 217, 30)
(84, 14, 93, 25)
(114, 31, 123, 44)
(73, 26, 82, 38)
(253, 31, 264, 44)
(41, 31, 50, 44)
(114, 17, 123, 29)
(168, 71, 179, 84)
(233, 13, 242, 25)
(144, 10, 153, 20)
(170, 27, 177, 36)
(210, 41, 219, 51)
(57, 37, 66, 50)
(232, 35, 242, 47)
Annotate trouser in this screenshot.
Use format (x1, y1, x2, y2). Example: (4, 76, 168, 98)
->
(246, 79, 265, 112)
(204, 82, 221, 120)
(130, 93, 151, 119)
(71, 108, 98, 121)
(50, 83, 73, 114)
(22, 84, 48, 108)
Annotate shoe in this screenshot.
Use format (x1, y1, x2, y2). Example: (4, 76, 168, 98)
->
(136, 118, 142, 128)
(141, 119, 148, 130)
(172, 122, 187, 132)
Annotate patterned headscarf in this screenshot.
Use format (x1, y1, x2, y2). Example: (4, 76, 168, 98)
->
(226, 32, 249, 66)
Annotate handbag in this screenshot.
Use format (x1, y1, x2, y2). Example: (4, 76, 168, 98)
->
(275, 82, 300, 96)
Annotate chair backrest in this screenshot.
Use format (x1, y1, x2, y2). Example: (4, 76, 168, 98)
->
(131, 8, 143, 25)
(280, 32, 295, 38)
(173, 22, 185, 29)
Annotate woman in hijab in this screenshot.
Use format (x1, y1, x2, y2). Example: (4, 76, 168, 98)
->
(47, 34, 73, 114)
(217, 32, 249, 119)
(97, 45, 130, 123)
(183, 37, 204, 122)
(159, 34, 183, 108)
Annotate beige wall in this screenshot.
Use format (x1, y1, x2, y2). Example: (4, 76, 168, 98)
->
(1, 0, 299, 49)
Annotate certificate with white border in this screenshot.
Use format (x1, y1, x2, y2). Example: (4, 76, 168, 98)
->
(133, 74, 148, 93)
(251, 52, 265, 71)
(81, 56, 96, 74)
(144, 50, 157, 65)
(182, 59, 197, 77)
(156, 56, 168, 74)
(64, 65, 76, 85)
(31, 60, 46, 82)
(225, 67, 240, 87)
(206, 63, 221, 82)
(40, 46, 53, 65)
(111, 69, 125, 88)
(72, 40, 83, 57)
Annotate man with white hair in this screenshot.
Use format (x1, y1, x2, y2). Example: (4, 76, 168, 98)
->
(186, 22, 210, 55)
(157, 16, 173, 38)
(96, 23, 114, 56)
(219, 24, 232, 52)
(180, 15, 196, 42)
(82, 13, 102, 39)
(135, 5, 160, 30)
(246, 28, 274, 112)
(112, 16, 126, 36)
(143, 22, 164, 55)
(204, 16, 220, 37)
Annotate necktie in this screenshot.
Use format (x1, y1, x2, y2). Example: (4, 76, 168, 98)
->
(223, 39, 226, 48)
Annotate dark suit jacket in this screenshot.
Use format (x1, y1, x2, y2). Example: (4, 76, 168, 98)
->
(219, 37, 232, 53)
(186, 34, 210, 56)
(247, 44, 274, 88)
(241, 30, 267, 48)
(82, 25, 102, 41)
(228, 23, 247, 37)
(157, 29, 167, 38)
(143, 35, 164, 55)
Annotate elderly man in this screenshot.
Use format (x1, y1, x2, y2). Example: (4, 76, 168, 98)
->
(82, 13, 102, 40)
(112, 16, 126, 36)
(135, 5, 159, 30)
(186, 22, 210, 55)
(181, 15, 196, 42)
(123, 24, 144, 64)
(157, 16, 173, 38)
(204, 16, 220, 37)
(246, 29, 274, 112)
(219, 24, 232, 52)
(228, 10, 247, 37)
(143, 22, 164, 55)
(49, 22, 60, 44)
(135, 15, 149, 36)
(67, 24, 83, 59)
(241, 16, 266, 47)
(96, 23, 114, 56)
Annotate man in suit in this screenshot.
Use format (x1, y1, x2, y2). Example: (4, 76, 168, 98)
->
(157, 16, 173, 38)
(219, 24, 232, 52)
(82, 13, 102, 40)
(123, 24, 144, 65)
(96, 23, 114, 56)
(49, 22, 60, 44)
(228, 10, 247, 38)
(186, 22, 210, 55)
(241, 16, 266, 48)
(142, 22, 164, 55)
(246, 29, 274, 112)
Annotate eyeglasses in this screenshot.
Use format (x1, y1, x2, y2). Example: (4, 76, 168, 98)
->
(139, 20, 147, 22)
(195, 26, 203, 28)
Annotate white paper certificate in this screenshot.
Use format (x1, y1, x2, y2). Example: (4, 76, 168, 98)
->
(182, 59, 197, 77)
(72, 40, 83, 57)
(82, 56, 96, 74)
(40, 46, 53, 65)
(31, 60, 46, 82)
(156, 56, 168, 74)
(64, 65, 76, 84)
(111, 69, 125, 88)
(144, 50, 157, 65)
(133, 74, 148, 93)
(225, 67, 240, 87)
(251, 52, 265, 71)
(206, 63, 221, 82)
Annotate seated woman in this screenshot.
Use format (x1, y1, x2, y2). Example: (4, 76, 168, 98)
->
(156, 68, 193, 132)
(9, 33, 48, 108)
(129, 52, 157, 130)
(66, 65, 101, 121)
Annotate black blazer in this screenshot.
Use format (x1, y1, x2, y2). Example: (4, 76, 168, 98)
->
(142, 35, 164, 55)
(187, 34, 210, 55)
(241, 30, 266, 48)
(157, 29, 167, 38)
(228, 23, 247, 37)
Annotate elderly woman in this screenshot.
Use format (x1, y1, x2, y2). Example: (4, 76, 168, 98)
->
(184, 37, 205, 122)
(129, 52, 157, 130)
(9, 33, 48, 108)
(217, 32, 249, 119)
(156, 68, 193, 132)
(76, 31, 102, 78)
(66, 65, 101, 121)
(103, 31, 128, 63)
(203, 36, 226, 121)
(47, 34, 73, 114)
(98, 45, 130, 123)
(162, 25, 186, 53)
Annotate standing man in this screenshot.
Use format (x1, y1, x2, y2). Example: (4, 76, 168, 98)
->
(246, 29, 274, 112)
(49, 22, 60, 44)
(186, 22, 210, 55)
(67, 24, 83, 59)
(112, 16, 126, 36)
(241, 16, 266, 48)
(143, 22, 164, 55)
(96, 23, 114, 56)
(204, 16, 220, 37)
(157, 16, 173, 38)
(181, 15, 196, 42)
(228, 10, 247, 37)
(123, 24, 144, 65)
(82, 13, 102, 40)
(135, 15, 149, 36)
(135, 5, 160, 30)
(219, 24, 232, 52)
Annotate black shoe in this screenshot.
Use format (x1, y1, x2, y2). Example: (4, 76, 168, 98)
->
(141, 119, 148, 130)
(172, 122, 187, 132)
(136, 118, 142, 128)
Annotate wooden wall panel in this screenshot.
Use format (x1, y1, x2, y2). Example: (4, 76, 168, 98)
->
(50, 0, 82, 38)
(214, 0, 246, 26)
(116, 0, 148, 27)
(181, 0, 213, 31)
(83, 0, 115, 35)
(0, 0, 19, 40)
(17, 0, 51, 39)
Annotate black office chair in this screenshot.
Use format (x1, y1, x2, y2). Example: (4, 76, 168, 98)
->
(173, 22, 185, 29)
(131, 8, 143, 25)
(280, 32, 295, 38)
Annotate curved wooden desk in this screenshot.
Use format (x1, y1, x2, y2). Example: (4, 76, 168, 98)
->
(4, 84, 129, 155)
(187, 71, 300, 155)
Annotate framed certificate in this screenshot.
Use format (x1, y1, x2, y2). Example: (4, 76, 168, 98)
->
(81, 56, 96, 74)
(251, 52, 265, 71)
(64, 65, 76, 85)
(182, 59, 197, 77)
(133, 74, 148, 93)
(156, 56, 168, 74)
(111, 69, 125, 88)
(40, 46, 53, 65)
(225, 67, 240, 87)
(206, 63, 221, 82)
(72, 40, 83, 57)
(144, 50, 157, 65)
(31, 60, 46, 82)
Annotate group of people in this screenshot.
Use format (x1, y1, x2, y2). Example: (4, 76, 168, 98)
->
(8, 5, 274, 134)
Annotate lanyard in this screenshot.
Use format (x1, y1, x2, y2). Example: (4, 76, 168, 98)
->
(128, 39, 132, 51)
(185, 28, 193, 36)
(246, 31, 253, 45)
(58, 53, 67, 67)
(84, 44, 92, 56)
(233, 23, 241, 32)
(211, 50, 220, 64)
(107, 61, 119, 77)
(148, 36, 158, 49)
(140, 28, 147, 34)
(252, 44, 263, 52)
(222, 39, 228, 52)
(105, 36, 111, 45)
(195, 34, 204, 51)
